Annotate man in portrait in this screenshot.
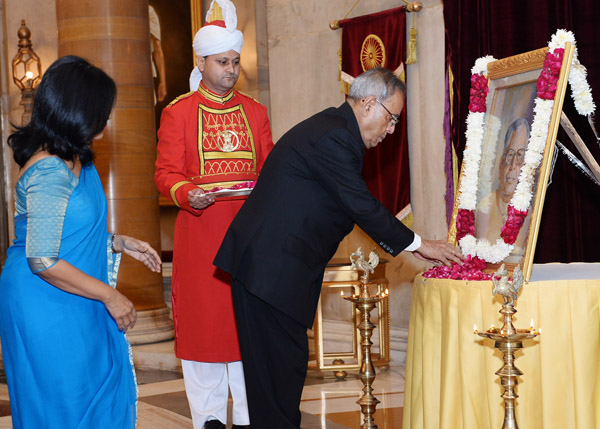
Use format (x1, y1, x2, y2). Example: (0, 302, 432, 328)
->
(476, 117, 532, 262)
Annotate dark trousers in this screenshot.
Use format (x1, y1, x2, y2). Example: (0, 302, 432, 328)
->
(231, 278, 309, 429)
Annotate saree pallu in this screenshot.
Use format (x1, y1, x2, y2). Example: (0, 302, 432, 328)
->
(0, 163, 136, 428)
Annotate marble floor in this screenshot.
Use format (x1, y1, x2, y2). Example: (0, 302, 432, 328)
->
(0, 362, 405, 428)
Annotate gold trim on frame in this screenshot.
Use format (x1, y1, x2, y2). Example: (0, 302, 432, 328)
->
(487, 47, 548, 80)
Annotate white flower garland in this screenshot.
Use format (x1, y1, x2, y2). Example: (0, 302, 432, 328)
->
(550, 29, 596, 116)
(457, 30, 594, 263)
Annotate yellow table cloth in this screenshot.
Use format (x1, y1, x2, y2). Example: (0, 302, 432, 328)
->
(403, 263, 600, 429)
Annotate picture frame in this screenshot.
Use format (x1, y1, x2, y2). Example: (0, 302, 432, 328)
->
(449, 43, 575, 281)
(148, 0, 203, 134)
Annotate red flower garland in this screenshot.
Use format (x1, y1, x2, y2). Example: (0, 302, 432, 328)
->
(500, 205, 528, 245)
(456, 208, 475, 241)
(537, 48, 564, 100)
(468, 73, 489, 112)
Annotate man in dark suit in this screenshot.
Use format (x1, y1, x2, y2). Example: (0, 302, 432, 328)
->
(214, 67, 463, 428)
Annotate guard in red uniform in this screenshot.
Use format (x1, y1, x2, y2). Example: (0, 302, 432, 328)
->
(154, 1, 273, 427)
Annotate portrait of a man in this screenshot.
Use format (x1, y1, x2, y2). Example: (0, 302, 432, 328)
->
(476, 118, 532, 262)
(474, 78, 538, 264)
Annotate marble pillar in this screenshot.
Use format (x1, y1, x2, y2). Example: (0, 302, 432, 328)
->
(55, 0, 173, 344)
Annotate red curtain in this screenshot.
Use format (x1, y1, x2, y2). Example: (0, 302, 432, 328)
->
(444, 0, 600, 263)
(341, 7, 410, 215)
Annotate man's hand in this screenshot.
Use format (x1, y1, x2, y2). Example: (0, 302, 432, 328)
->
(413, 239, 464, 266)
(188, 188, 215, 210)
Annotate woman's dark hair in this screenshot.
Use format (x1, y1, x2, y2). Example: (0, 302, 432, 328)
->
(8, 55, 117, 167)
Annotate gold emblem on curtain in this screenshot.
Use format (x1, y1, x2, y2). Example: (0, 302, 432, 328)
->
(360, 34, 386, 71)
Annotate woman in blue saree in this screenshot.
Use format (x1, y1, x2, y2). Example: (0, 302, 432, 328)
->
(0, 56, 162, 428)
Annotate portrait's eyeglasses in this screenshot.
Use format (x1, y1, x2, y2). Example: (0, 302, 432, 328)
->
(375, 98, 400, 127)
(503, 149, 526, 166)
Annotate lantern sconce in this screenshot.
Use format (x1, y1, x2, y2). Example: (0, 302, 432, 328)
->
(12, 20, 42, 125)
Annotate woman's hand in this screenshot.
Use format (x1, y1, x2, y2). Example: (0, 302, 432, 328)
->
(103, 288, 137, 332)
(38, 260, 139, 332)
(113, 235, 162, 273)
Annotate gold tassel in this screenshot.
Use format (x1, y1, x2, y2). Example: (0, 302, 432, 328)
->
(406, 15, 417, 64)
(338, 46, 346, 94)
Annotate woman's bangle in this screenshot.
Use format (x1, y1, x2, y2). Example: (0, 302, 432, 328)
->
(111, 233, 119, 253)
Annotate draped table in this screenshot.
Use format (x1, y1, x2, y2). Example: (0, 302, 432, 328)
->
(403, 263, 600, 429)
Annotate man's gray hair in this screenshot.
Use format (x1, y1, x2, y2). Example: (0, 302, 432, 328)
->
(348, 67, 406, 102)
(503, 117, 530, 153)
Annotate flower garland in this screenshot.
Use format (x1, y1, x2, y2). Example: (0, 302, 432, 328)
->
(455, 29, 595, 264)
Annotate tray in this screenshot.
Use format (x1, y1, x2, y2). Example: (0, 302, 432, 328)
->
(209, 188, 252, 199)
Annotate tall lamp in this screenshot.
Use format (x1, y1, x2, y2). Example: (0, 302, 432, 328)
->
(12, 20, 41, 125)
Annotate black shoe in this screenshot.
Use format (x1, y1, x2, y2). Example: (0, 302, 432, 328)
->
(232, 426, 250, 429)
(204, 420, 225, 429)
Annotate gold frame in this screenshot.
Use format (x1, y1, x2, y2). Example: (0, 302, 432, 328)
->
(449, 43, 574, 281)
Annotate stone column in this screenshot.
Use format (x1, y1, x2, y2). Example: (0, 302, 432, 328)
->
(56, 0, 173, 344)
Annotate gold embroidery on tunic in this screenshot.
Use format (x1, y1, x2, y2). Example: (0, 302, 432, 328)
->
(166, 91, 195, 108)
(197, 85, 234, 103)
(197, 104, 257, 176)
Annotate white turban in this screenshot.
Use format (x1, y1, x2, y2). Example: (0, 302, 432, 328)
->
(189, 0, 244, 91)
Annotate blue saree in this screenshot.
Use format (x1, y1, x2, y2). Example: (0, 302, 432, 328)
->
(0, 158, 136, 428)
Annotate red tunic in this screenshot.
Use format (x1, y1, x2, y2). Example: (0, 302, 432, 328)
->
(155, 83, 273, 362)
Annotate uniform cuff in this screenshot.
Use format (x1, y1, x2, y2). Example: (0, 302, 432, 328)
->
(175, 183, 207, 215)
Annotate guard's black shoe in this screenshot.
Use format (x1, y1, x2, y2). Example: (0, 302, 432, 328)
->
(232, 425, 250, 429)
(204, 420, 225, 429)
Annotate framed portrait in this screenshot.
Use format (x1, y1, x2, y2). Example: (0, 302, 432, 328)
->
(449, 43, 575, 281)
(148, 0, 202, 133)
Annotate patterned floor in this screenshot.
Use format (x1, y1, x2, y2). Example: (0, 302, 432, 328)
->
(0, 364, 405, 428)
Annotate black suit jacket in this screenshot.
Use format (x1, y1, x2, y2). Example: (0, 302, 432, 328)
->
(214, 102, 415, 327)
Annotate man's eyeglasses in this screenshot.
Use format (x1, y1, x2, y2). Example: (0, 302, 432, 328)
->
(375, 98, 400, 127)
(503, 148, 526, 166)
